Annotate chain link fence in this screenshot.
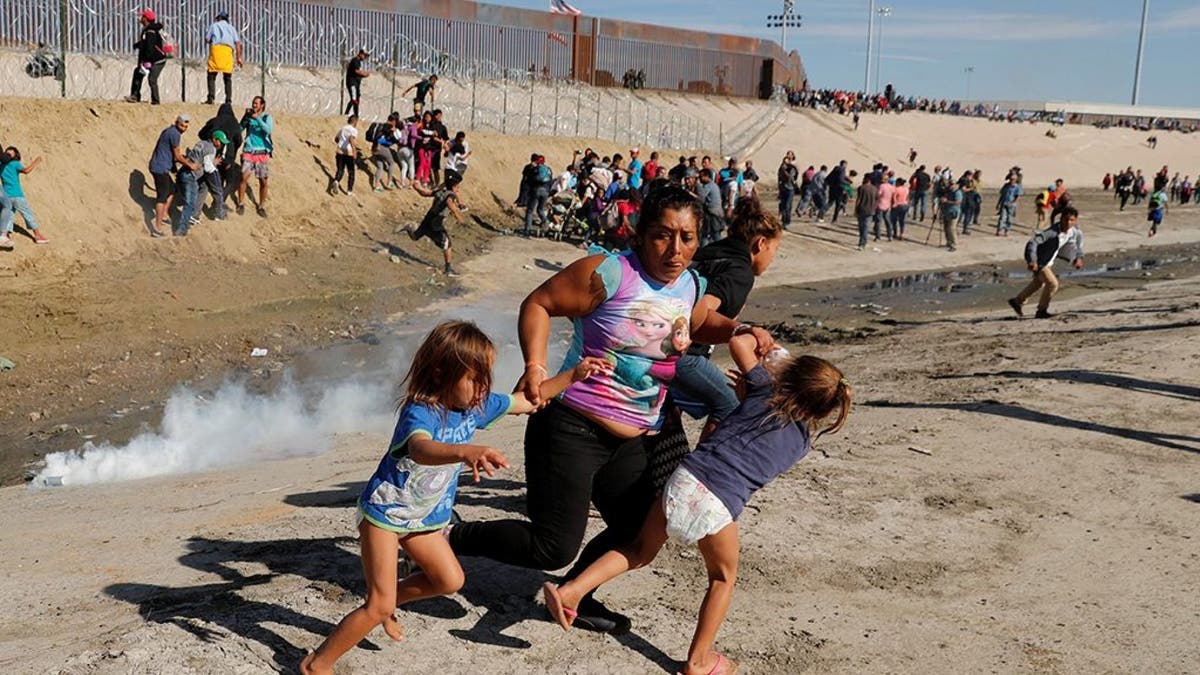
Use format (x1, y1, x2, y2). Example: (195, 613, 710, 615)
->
(2, 0, 786, 155)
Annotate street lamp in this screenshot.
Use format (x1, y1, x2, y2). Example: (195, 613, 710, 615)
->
(864, 0, 875, 92)
(964, 66, 975, 100)
(873, 6, 892, 93)
(766, 0, 803, 54)
(1131, 0, 1149, 105)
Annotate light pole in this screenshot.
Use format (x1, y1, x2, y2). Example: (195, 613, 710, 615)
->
(874, 6, 892, 94)
(1132, 0, 1149, 105)
(964, 66, 975, 100)
(864, 0, 875, 93)
(766, 0, 803, 54)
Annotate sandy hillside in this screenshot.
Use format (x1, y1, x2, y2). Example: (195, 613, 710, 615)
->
(0, 234, 1197, 674)
(749, 107, 1199, 189)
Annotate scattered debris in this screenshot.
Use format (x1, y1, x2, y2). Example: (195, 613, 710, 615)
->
(270, 267, 289, 276)
(908, 445, 934, 456)
(0, 356, 14, 371)
(250, 348, 269, 358)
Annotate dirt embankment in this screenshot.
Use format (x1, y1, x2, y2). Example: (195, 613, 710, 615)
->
(0, 96, 635, 481)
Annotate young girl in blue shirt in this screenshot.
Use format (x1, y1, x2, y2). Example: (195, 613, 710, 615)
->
(301, 320, 608, 675)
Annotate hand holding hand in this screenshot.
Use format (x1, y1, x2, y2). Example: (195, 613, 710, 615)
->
(749, 326, 776, 357)
(465, 446, 509, 483)
(516, 363, 547, 408)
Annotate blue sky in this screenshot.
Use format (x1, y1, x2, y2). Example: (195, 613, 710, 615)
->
(497, 0, 1199, 108)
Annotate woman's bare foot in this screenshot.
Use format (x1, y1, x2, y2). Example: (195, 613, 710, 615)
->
(682, 651, 737, 675)
(299, 651, 332, 675)
(383, 613, 405, 641)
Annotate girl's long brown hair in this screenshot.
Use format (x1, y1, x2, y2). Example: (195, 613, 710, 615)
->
(400, 320, 496, 411)
(770, 355, 852, 440)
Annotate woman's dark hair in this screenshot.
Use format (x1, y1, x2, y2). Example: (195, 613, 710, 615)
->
(635, 184, 701, 238)
(727, 196, 782, 244)
(5, 147, 19, 161)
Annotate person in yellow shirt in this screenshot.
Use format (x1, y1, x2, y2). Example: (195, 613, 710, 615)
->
(204, 9, 242, 105)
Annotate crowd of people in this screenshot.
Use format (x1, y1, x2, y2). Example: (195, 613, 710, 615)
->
(1103, 165, 1192, 238)
(784, 83, 1199, 133)
(510, 149, 765, 252)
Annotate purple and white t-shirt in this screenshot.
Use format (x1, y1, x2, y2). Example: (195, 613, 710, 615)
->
(558, 249, 704, 430)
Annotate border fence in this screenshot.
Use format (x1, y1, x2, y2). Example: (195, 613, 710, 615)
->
(1, 0, 800, 154)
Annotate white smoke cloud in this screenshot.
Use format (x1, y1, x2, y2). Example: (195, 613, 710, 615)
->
(30, 306, 551, 489)
(33, 375, 396, 487)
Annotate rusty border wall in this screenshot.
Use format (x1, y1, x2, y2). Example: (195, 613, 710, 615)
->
(2, 0, 804, 99)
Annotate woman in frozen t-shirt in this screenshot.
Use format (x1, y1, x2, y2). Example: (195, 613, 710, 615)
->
(448, 186, 774, 634)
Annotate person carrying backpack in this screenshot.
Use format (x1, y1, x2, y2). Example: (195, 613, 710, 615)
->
(1147, 187, 1168, 238)
(126, 10, 168, 105)
(524, 155, 552, 236)
(1034, 186, 1052, 228)
(368, 116, 401, 192)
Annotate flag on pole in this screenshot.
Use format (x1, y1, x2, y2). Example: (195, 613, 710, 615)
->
(549, 0, 582, 15)
(548, 32, 569, 45)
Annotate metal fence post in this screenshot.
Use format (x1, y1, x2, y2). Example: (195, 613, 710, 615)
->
(58, 0, 67, 98)
(553, 80, 559, 136)
(612, 94, 618, 142)
(502, 73, 508, 135)
(644, 103, 650, 146)
(178, 0, 186, 102)
(339, 43, 346, 114)
(627, 96, 633, 144)
(259, 0, 267, 99)
(470, 64, 477, 131)
(390, 38, 399, 114)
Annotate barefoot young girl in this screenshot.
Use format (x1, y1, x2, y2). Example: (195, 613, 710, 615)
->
(301, 320, 608, 675)
(543, 333, 852, 675)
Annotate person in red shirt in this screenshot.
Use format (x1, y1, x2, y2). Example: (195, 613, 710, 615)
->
(1049, 178, 1066, 207)
(641, 152, 660, 193)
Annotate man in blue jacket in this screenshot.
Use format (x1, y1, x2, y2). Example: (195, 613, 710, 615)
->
(1008, 205, 1084, 319)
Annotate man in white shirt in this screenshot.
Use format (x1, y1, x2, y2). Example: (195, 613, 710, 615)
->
(1008, 205, 1085, 319)
(332, 115, 360, 196)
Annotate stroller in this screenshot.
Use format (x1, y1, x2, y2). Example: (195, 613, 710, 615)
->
(544, 190, 589, 242)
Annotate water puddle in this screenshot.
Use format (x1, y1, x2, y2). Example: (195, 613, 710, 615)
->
(743, 244, 1200, 332)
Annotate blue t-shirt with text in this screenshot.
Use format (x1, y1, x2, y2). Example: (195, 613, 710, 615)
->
(358, 393, 513, 532)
